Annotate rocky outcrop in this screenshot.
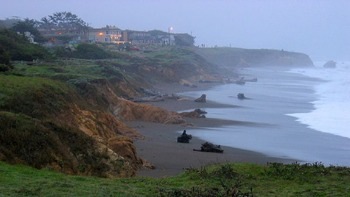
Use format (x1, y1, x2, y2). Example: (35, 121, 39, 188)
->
(113, 98, 185, 124)
(0, 110, 141, 178)
(237, 93, 246, 100)
(179, 79, 197, 88)
(50, 104, 143, 177)
(194, 94, 206, 103)
(180, 108, 207, 118)
(323, 60, 336, 68)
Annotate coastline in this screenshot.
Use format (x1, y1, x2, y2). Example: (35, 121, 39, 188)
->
(131, 82, 299, 178)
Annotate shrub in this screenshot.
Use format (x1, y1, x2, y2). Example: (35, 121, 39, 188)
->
(54, 43, 114, 59)
(0, 29, 50, 61)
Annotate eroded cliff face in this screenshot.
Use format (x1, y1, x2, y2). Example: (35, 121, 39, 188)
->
(112, 98, 185, 124)
(52, 79, 186, 177)
(0, 75, 172, 177)
(55, 79, 187, 177)
(63, 104, 142, 177)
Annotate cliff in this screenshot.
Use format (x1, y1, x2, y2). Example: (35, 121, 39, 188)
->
(194, 47, 314, 68)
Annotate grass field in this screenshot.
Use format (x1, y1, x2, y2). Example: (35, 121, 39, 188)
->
(1, 161, 349, 196)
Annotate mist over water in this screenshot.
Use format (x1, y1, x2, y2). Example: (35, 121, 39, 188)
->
(288, 62, 350, 139)
(180, 65, 350, 166)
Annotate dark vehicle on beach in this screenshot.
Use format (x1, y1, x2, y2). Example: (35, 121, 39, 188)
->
(177, 130, 192, 143)
(193, 142, 224, 153)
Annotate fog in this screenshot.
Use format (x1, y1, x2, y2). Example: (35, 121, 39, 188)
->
(1, 0, 349, 60)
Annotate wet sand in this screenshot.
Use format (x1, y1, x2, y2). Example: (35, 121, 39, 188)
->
(130, 83, 298, 178)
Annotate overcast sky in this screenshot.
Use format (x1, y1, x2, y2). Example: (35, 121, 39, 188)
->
(1, 0, 349, 61)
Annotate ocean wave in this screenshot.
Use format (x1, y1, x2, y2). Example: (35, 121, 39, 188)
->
(288, 61, 350, 139)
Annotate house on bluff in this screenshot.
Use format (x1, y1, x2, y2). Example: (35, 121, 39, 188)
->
(88, 25, 127, 44)
(39, 25, 195, 47)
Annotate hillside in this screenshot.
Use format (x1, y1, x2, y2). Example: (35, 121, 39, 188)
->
(194, 47, 314, 68)
(0, 32, 314, 177)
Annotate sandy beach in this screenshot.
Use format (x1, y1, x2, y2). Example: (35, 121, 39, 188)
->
(131, 82, 298, 178)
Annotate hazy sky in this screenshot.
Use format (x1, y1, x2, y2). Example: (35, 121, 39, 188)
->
(1, 0, 349, 61)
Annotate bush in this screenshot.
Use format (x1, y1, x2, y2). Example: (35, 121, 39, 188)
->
(0, 48, 11, 65)
(0, 64, 13, 72)
(54, 43, 114, 59)
(0, 29, 50, 61)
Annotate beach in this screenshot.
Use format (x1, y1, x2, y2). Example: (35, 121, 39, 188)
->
(131, 79, 298, 178)
(132, 65, 350, 178)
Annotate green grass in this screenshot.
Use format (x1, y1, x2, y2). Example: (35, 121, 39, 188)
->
(0, 74, 72, 116)
(1, 162, 349, 196)
(10, 61, 122, 81)
(0, 74, 69, 95)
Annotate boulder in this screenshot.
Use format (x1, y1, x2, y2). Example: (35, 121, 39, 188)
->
(193, 142, 224, 153)
(194, 108, 207, 114)
(323, 60, 336, 68)
(194, 94, 206, 103)
(177, 130, 192, 143)
(237, 93, 246, 100)
(180, 108, 207, 118)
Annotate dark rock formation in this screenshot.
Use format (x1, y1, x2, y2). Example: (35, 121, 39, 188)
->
(323, 60, 337, 68)
(177, 130, 192, 143)
(194, 108, 207, 114)
(237, 93, 246, 100)
(194, 94, 206, 102)
(193, 142, 224, 153)
(180, 108, 207, 118)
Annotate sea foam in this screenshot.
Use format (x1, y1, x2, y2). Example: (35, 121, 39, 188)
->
(288, 61, 350, 139)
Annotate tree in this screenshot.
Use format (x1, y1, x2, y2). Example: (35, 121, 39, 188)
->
(174, 34, 195, 46)
(38, 12, 89, 44)
(0, 18, 21, 29)
(0, 29, 50, 62)
(39, 12, 88, 34)
(10, 18, 46, 43)
(0, 47, 12, 72)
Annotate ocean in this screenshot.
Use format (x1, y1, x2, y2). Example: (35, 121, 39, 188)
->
(288, 62, 350, 139)
(179, 63, 350, 166)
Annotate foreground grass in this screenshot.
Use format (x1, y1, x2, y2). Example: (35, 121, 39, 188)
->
(1, 162, 349, 196)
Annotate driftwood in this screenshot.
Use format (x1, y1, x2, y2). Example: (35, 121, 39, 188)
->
(224, 76, 258, 84)
(193, 142, 224, 153)
(132, 96, 165, 102)
(132, 94, 180, 103)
